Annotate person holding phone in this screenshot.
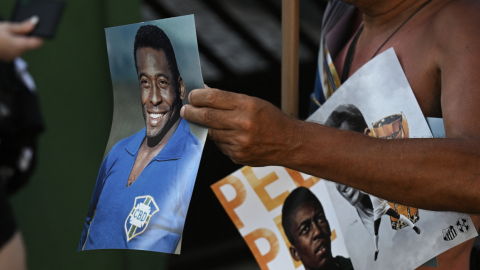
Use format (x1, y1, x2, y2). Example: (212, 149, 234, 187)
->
(0, 16, 42, 61)
(0, 15, 43, 270)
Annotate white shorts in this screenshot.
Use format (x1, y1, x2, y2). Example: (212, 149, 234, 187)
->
(369, 195, 392, 221)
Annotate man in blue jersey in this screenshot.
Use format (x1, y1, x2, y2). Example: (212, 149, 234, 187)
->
(78, 25, 202, 253)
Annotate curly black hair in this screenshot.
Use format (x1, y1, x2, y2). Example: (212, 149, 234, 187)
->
(282, 187, 323, 245)
(133, 25, 182, 109)
(324, 104, 367, 133)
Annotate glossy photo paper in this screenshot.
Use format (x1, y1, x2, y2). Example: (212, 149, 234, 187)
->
(78, 15, 207, 254)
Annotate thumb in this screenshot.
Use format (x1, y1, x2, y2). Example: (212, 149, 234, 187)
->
(8, 16, 39, 35)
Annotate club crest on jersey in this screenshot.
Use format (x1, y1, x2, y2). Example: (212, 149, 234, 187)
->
(124, 195, 159, 241)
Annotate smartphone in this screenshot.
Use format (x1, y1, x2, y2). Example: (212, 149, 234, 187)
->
(11, 0, 65, 39)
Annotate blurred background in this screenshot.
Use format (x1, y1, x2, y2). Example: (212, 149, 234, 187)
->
(0, 0, 326, 269)
(2, 0, 480, 270)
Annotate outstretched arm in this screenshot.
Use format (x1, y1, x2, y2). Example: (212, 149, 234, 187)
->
(180, 1, 480, 214)
(180, 88, 480, 213)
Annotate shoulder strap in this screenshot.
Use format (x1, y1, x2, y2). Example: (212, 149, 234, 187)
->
(341, 25, 364, 83)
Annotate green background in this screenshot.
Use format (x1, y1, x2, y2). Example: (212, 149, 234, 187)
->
(0, 0, 166, 269)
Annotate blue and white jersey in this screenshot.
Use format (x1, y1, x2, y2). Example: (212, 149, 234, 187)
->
(78, 119, 202, 253)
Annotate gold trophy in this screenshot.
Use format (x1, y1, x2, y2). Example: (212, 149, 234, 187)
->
(370, 112, 419, 230)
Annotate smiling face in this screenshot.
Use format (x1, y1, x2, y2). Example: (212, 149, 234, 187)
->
(136, 47, 185, 139)
(289, 201, 333, 270)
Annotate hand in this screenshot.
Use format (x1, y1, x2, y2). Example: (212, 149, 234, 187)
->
(0, 16, 43, 62)
(181, 86, 302, 166)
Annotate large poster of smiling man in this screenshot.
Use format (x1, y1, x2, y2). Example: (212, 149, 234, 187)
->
(78, 15, 206, 254)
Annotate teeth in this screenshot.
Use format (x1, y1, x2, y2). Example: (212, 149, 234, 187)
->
(150, 113, 164, 119)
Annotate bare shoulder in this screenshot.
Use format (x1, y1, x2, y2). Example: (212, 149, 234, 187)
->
(432, 0, 480, 23)
(429, 0, 480, 52)
(426, 0, 480, 138)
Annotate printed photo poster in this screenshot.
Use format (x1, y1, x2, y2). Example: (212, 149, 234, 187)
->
(78, 15, 207, 254)
(308, 48, 477, 270)
(212, 166, 352, 270)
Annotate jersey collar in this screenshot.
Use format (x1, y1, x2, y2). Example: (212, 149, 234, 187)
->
(125, 118, 190, 161)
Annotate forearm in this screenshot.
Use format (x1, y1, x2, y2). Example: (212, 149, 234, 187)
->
(181, 88, 480, 213)
(281, 120, 480, 213)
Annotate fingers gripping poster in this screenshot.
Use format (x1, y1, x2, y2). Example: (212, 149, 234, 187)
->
(78, 15, 207, 254)
(212, 49, 477, 270)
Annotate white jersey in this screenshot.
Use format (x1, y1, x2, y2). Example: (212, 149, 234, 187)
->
(368, 194, 392, 220)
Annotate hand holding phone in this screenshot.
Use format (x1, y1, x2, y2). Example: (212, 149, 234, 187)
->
(0, 17, 43, 62)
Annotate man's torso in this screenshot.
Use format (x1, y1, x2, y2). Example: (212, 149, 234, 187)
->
(323, 0, 480, 268)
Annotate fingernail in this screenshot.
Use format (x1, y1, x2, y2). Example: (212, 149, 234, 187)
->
(30, 16, 39, 25)
(204, 84, 209, 88)
(180, 106, 185, 118)
(188, 91, 192, 103)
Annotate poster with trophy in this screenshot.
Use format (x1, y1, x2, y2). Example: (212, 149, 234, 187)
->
(308, 48, 477, 270)
(212, 48, 477, 270)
